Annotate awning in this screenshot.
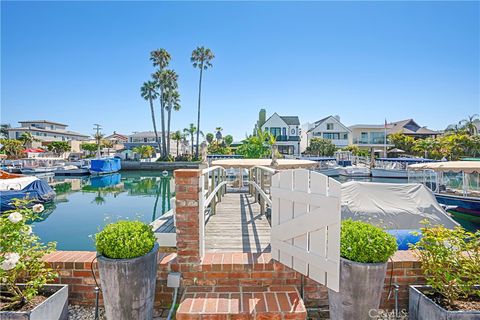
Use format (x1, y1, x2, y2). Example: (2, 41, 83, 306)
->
(211, 158, 317, 169)
(408, 161, 480, 174)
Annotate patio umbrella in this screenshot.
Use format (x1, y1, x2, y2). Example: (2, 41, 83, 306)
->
(388, 148, 405, 153)
(23, 148, 45, 153)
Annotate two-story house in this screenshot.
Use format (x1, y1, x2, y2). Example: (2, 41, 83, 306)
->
(306, 115, 350, 148)
(349, 124, 393, 156)
(7, 120, 90, 142)
(261, 113, 301, 156)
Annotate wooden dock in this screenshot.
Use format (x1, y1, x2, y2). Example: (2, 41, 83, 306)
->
(205, 192, 271, 253)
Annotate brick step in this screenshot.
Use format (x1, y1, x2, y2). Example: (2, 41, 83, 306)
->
(176, 286, 307, 320)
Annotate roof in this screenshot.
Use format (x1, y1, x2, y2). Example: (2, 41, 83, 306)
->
(19, 120, 68, 127)
(307, 115, 351, 133)
(279, 116, 300, 126)
(349, 124, 385, 129)
(105, 133, 128, 140)
(408, 161, 480, 173)
(7, 126, 90, 138)
(128, 131, 158, 138)
(387, 119, 438, 135)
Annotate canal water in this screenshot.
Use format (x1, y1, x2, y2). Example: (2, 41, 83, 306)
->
(33, 171, 173, 251)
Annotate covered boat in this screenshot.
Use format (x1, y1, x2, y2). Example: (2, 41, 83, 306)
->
(341, 181, 459, 249)
(372, 157, 437, 179)
(90, 158, 121, 175)
(1, 178, 56, 212)
(0, 170, 38, 191)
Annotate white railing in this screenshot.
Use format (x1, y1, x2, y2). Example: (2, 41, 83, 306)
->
(247, 165, 278, 214)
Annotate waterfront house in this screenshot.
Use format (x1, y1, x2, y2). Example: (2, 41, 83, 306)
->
(7, 120, 90, 142)
(260, 112, 301, 156)
(387, 119, 440, 139)
(349, 124, 393, 156)
(125, 131, 189, 156)
(305, 115, 351, 148)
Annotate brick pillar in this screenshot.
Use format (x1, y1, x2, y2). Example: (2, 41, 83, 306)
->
(174, 169, 202, 267)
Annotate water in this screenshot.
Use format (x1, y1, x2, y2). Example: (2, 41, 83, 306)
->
(32, 171, 173, 251)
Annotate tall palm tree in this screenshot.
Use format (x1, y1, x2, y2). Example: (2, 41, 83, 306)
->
(184, 123, 197, 156)
(460, 114, 479, 136)
(191, 46, 215, 158)
(140, 81, 161, 152)
(150, 49, 171, 157)
(171, 130, 182, 156)
(161, 70, 180, 155)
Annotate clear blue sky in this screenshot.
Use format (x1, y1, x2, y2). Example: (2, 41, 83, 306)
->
(2, 1, 479, 140)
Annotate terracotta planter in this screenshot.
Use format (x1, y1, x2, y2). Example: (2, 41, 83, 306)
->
(409, 285, 480, 320)
(0, 284, 68, 320)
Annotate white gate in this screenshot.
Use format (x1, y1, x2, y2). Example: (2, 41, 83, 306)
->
(270, 169, 341, 292)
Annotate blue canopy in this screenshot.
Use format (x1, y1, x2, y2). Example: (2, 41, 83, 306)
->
(1, 180, 56, 212)
(90, 158, 121, 173)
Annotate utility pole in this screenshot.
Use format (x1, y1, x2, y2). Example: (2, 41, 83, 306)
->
(93, 124, 102, 158)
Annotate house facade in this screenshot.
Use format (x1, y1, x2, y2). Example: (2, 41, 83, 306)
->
(125, 131, 188, 156)
(7, 120, 90, 142)
(261, 113, 301, 156)
(306, 115, 350, 148)
(387, 119, 439, 138)
(349, 124, 393, 155)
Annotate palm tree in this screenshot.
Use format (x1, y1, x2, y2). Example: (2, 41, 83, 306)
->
(215, 127, 223, 142)
(101, 139, 114, 157)
(140, 81, 161, 152)
(161, 70, 180, 155)
(184, 123, 197, 156)
(19, 132, 38, 148)
(150, 49, 171, 157)
(459, 114, 479, 136)
(191, 46, 215, 158)
(171, 130, 183, 156)
(206, 133, 214, 144)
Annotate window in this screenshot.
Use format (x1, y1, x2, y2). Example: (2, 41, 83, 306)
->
(323, 133, 340, 140)
(327, 123, 334, 130)
(269, 127, 281, 137)
(343, 133, 348, 140)
(265, 127, 268, 132)
(291, 128, 296, 135)
(278, 145, 294, 155)
(282, 127, 286, 136)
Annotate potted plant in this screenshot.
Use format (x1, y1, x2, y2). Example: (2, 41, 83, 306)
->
(95, 220, 159, 320)
(1, 199, 68, 320)
(409, 224, 480, 319)
(328, 219, 398, 320)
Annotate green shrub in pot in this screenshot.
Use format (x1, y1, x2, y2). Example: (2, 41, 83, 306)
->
(95, 220, 156, 259)
(340, 219, 398, 263)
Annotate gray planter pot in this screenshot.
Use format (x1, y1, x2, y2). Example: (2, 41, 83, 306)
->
(97, 242, 159, 320)
(409, 285, 480, 320)
(328, 257, 387, 320)
(0, 284, 68, 320)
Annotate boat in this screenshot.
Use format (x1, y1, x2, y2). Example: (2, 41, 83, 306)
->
(372, 157, 437, 178)
(54, 165, 90, 176)
(341, 181, 459, 249)
(299, 157, 339, 177)
(408, 161, 480, 224)
(90, 158, 121, 175)
(0, 170, 56, 212)
(338, 165, 371, 177)
(334, 151, 371, 177)
(20, 158, 65, 175)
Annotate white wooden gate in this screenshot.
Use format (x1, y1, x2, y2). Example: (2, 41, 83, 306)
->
(270, 169, 341, 292)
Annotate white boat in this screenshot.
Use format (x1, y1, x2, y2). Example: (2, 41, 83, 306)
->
(0, 171, 38, 191)
(338, 165, 371, 177)
(300, 157, 340, 177)
(54, 165, 90, 176)
(372, 158, 436, 179)
(20, 158, 65, 175)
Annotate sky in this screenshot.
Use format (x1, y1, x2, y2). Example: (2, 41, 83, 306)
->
(1, 1, 479, 141)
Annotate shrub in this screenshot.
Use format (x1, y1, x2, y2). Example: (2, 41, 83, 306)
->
(340, 219, 397, 263)
(0, 199, 57, 311)
(95, 220, 156, 259)
(410, 223, 480, 307)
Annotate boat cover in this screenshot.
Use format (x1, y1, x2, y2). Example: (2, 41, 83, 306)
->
(0, 180, 56, 212)
(90, 158, 121, 173)
(0, 176, 38, 191)
(341, 181, 459, 230)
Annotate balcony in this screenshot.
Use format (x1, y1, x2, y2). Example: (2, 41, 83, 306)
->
(353, 138, 386, 145)
(275, 135, 300, 142)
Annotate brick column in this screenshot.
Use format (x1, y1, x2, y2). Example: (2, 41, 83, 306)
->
(174, 169, 202, 267)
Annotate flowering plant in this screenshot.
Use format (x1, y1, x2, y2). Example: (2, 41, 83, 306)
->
(0, 199, 57, 311)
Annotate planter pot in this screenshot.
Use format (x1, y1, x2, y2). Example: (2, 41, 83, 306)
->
(97, 242, 159, 320)
(0, 284, 68, 320)
(409, 285, 480, 320)
(328, 257, 387, 320)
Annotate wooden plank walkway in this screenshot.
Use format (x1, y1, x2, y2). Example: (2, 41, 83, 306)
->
(205, 192, 271, 253)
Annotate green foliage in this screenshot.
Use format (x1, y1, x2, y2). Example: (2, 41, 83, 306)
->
(0, 199, 57, 311)
(224, 135, 233, 146)
(344, 145, 369, 157)
(46, 141, 71, 155)
(133, 145, 155, 159)
(388, 132, 415, 154)
(81, 142, 99, 153)
(410, 223, 480, 307)
(206, 133, 214, 144)
(207, 141, 231, 155)
(340, 219, 397, 263)
(18, 132, 39, 148)
(157, 154, 175, 162)
(95, 220, 156, 259)
(306, 138, 336, 156)
(236, 130, 275, 158)
(0, 139, 24, 159)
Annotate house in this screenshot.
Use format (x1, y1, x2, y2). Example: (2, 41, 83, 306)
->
(349, 124, 393, 156)
(387, 119, 439, 139)
(260, 113, 301, 156)
(305, 115, 351, 148)
(104, 131, 128, 144)
(125, 131, 189, 156)
(7, 120, 90, 142)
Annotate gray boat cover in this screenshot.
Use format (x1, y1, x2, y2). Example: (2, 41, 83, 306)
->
(341, 181, 459, 229)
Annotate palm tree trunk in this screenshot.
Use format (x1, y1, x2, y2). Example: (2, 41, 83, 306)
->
(176, 140, 179, 156)
(160, 89, 167, 158)
(195, 65, 204, 158)
(167, 104, 172, 156)
(191, 134, 194, 155)
(149, 98, 161, 153)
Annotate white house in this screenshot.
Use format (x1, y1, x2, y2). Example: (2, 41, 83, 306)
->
(305, 115, 351, 148)
(7, 120, 90, 142)
(261, 113, 301, 156)
(125, 131, 189, 156)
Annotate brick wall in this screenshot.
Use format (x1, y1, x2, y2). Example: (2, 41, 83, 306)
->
(43, 250, 423, 311)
